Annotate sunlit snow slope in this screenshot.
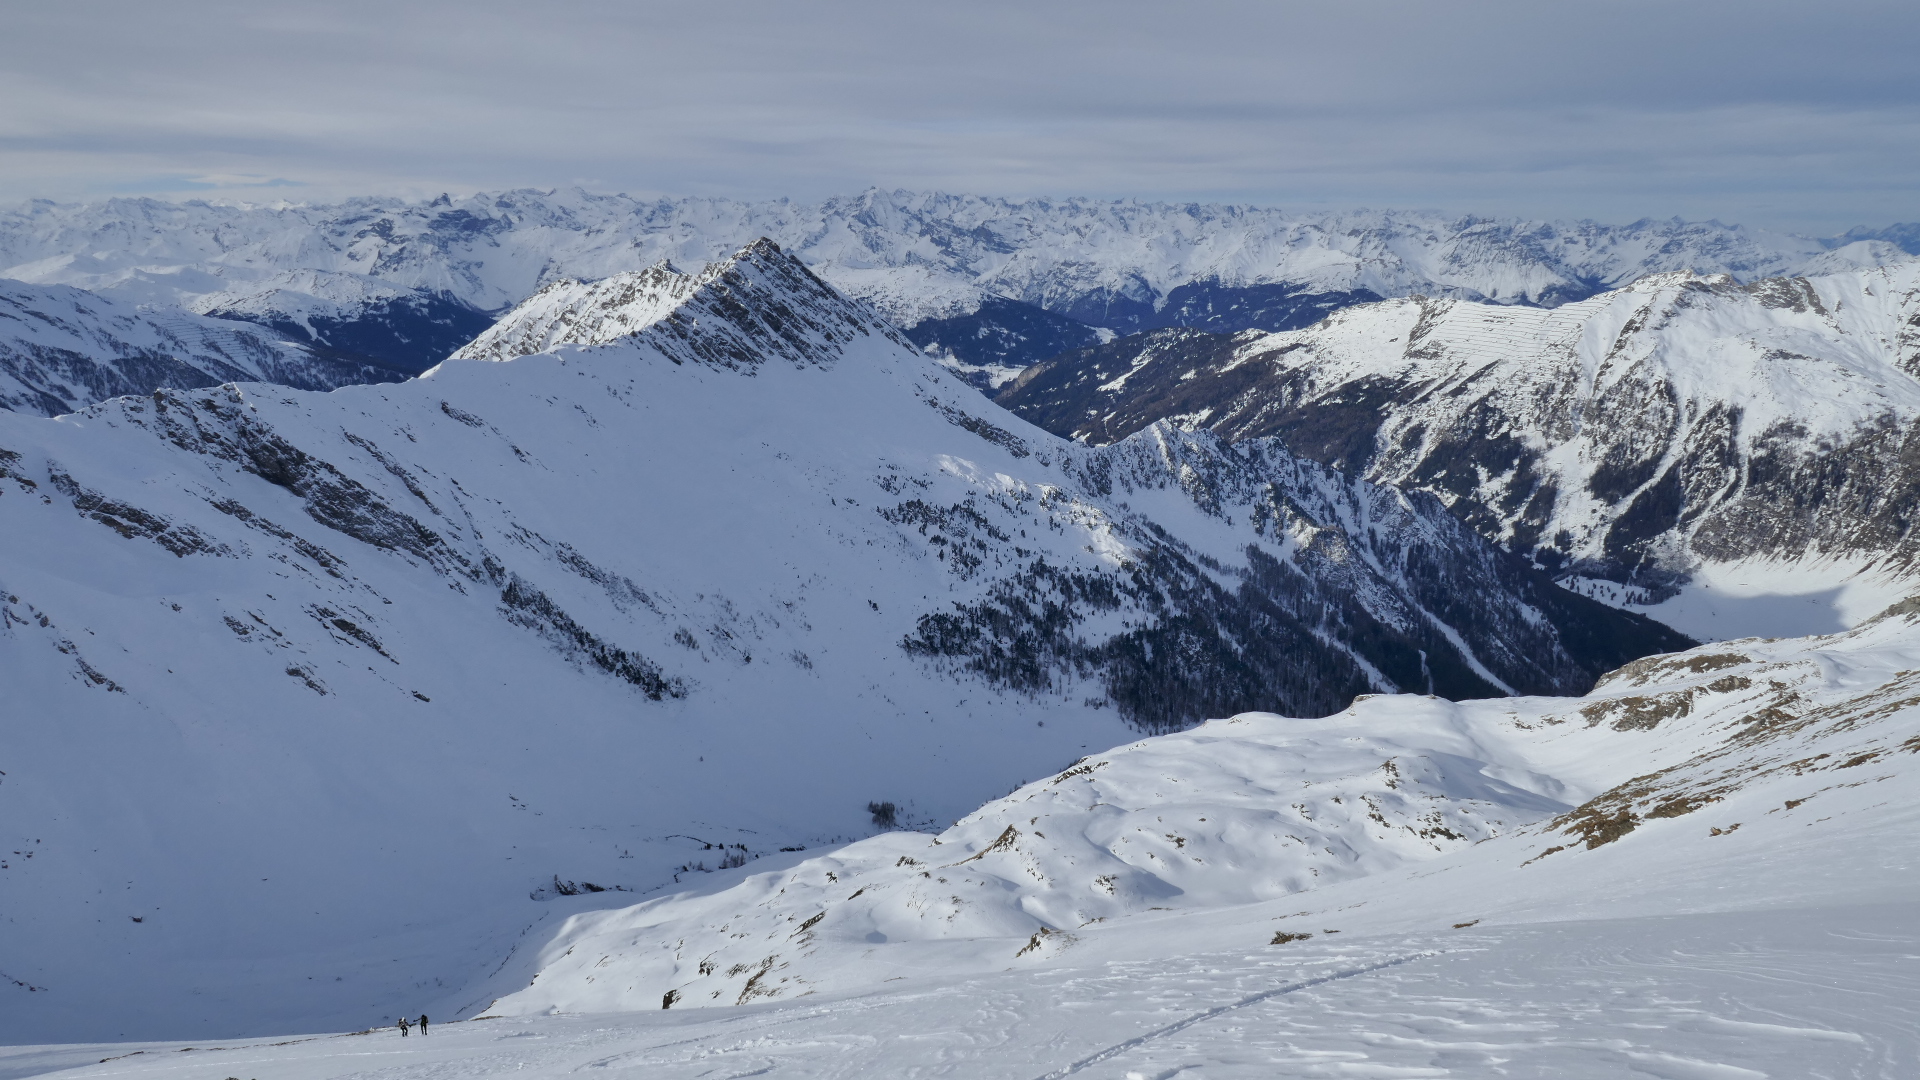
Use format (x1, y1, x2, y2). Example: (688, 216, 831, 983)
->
(0, 241, 1677, 1043)
(487, 597, 1920, 1034)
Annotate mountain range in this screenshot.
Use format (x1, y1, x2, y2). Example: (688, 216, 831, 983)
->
(3, 192, 1919, 1065)
(4, 189, 1915, 390)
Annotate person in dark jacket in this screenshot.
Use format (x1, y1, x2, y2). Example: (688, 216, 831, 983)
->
(418, 1014, 429, 1035)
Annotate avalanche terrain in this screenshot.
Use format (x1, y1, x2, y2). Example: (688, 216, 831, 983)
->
(0, 241, 1677, 1044)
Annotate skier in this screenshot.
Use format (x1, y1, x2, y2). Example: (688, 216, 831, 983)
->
(418, 1014, 429, 1035)
(398, 1016, 410, 1037)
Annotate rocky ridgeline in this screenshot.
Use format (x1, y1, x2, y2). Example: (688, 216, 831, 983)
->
(449, 240, 1691, 724)
(999, 264, 1920, 597)
(452, 239, 914, 371)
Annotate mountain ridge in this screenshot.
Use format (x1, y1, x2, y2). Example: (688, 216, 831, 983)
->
(995, 261, 1920, 640)
(5, 189, 1914, 387)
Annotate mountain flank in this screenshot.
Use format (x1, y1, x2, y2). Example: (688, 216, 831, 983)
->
(997, 263, 1920, 632)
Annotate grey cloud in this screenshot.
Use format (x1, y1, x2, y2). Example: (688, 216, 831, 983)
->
(1, 0, 1915, 230)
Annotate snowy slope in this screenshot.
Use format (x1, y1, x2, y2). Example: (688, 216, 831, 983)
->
(1000, 261, 1920, 640)
(0, 278, 400, 416)
(2, 190, 1903, 369)
(4, 605, 1915, 1074)
(481, 596, 1920, 1032)
(0, 241, 1678, 1043)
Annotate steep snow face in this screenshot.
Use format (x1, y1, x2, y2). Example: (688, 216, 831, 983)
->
(0, 278, 400, 416)
(0, 189, 1885, 344)
(489, 599, 1920, 1021)
(0, 241, 1678, 1043)
(999, 262, 1920, 638)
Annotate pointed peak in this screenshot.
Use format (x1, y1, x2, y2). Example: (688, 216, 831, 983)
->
(450, 238, 911, 370)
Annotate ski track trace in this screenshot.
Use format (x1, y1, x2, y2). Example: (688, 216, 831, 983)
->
(2, 905, 1911, 1078)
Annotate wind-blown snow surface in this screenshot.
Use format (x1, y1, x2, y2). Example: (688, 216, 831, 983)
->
(0, 242, 1673, 1043)
(8, 609, 1915, 1076)
(0, 279, 398, 416)
(1000, 262, 1920, 641)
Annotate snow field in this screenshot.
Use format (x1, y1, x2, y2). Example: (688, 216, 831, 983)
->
(3, 901, 1910, 1078)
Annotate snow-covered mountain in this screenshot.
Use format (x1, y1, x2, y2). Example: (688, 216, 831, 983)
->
(4, 189, 1909, 383)
(482, 592, 1920, 1028)
(0, 278, 401, 416)
(0, 240, 1681, 1043)
(999, 261, 1920, 641)
(189, 269, 495, 375)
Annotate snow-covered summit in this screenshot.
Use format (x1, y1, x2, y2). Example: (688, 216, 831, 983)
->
(452, 238, 909, 370)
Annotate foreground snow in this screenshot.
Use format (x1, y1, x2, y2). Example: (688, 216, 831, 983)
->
(6, 531, 1916, 1076)
(5, 901, 1911, 1078)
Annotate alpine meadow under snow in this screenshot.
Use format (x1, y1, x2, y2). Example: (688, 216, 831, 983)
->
(0, 196, 1917, 1079)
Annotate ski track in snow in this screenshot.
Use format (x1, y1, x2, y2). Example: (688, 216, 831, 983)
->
(3, 905, 1910, 1079)
(1029, 951, 1443, 1080)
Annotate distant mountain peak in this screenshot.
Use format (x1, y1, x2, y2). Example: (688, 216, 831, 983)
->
(451, 237, 910, 371)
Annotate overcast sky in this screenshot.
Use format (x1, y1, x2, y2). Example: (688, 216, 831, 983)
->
(2, 0, 1916, 232)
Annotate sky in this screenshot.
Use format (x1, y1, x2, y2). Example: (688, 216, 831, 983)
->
(1, 0, 1916, 233)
